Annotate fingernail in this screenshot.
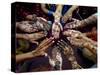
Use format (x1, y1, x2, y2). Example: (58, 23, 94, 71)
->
(67, 37, 70, 40)
(58, 41, 60, 42)
(44, 35, 47, 36)
(57, 43, 59, 45)
(51, 37, 54, 39)
(52, 41, 55, 43)
(61, 39, 63, 41)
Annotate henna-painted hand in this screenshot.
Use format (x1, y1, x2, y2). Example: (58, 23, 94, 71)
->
(63, 30, 97, 47)
(57, 40, 82, 69)
(16, 21, 38, 33)
(61, 12, 72, 23)
(52, 22, 63, 39)
(64, 18, 81, 29)
(61, 5, 78, 23)
(63, 30, 97, 55)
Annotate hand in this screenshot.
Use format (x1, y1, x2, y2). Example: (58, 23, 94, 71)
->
(63, 30, 82, 47)
(64, 18, 81, 29)
(61, 5, 78, 23)
(57, 40, 74, 59)
(63, 30, 97, 46)
(52, 22, 62, 39)
(63, 30, 87, 46)
(61, 11, 72, 23)
(57, 40, 82, 69)
(16, 21, 38, 33)
(63, 30, 97, 55)
(31, 37, 55, 56)
(16, 31, 47, 44)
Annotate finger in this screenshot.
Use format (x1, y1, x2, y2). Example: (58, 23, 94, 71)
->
(63, 30, 82, 38)
(36, 38, 49, 51)
(57, 42, 65, 50)
(30, 40, 39, 45)
(27, 32, 46, 41)
(38, 37, 54, 49)
(58, 40, 65, 47)
(83, 43, 97, 55)
(60, 40, 69, 46)
(41, 37, 54, 47)
(37, 41, 55, 55)
(41, 40, 55, 52)
(37, 39, 53, 50)
(57, 42, 70, 55)
(67, 37, 84, 47)
(63, 30, 75, 36)
(32, 28, 38, 32)
(59, 40, 74, 55)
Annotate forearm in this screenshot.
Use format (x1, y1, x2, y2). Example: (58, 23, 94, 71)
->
(16, 49, 45, 63)
(16, 34, 24, 39)
(16, 32, 46, 41)
(16, 34, 28, 40)
(69, 5, 78, 12)
(82, 34, 97, 46)
(16, 22, 20, 28)
(62, 5, 78, 23)
(41, 4, 49, 14)
(76, 14, 97, 29)
(25, 15, 33, 20)
(57, 40, 82, 69)
(16, 52, 34, 63)
(82, 48, 97, 63)
(83, 42, 97, 55)
(64, 5, 78, 16)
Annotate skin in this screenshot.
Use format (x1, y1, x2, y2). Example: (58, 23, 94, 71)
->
(61, 5, 79, 23)
(57, 40, 82, 69)
(41, 4, 51, 14)
(47, 46, 62, 70)
(16, 21, 38, 33)
(64, 18, 80, 29)
(41, 4, 63, 39)
(16, 31, 47, 45)
(63, 30, 97, 62)
(15, 4, 97, 69)
(63, 30, 97, 47)
(51, 5, 63, 39)
(41, 4, 78, 24)
(64, 14, 97, 29)
(16, 15, 50, 33)
(52, 23, 61, 39)
(25, 15, 33, 20)
(16, 37, 54, 63)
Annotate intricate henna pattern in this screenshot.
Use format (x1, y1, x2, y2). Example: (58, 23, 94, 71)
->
(15, 4, 97, 71)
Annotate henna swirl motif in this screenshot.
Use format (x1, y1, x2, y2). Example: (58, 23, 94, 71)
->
(15, 4, 97, 71)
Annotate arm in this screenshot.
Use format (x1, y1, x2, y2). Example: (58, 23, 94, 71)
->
(63, 30, 97, 57)
(41, 4, 49, 14)
(64, 14, 97, 29)
(16, 52, 35, 63)
(16, 37, 54, 63)
(62, 5, 79, 23)
(16, 31, 47, 44)
(76, 14, 97, 29)
(57, 40, 82, 69)
(41, 4, 54, 15)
